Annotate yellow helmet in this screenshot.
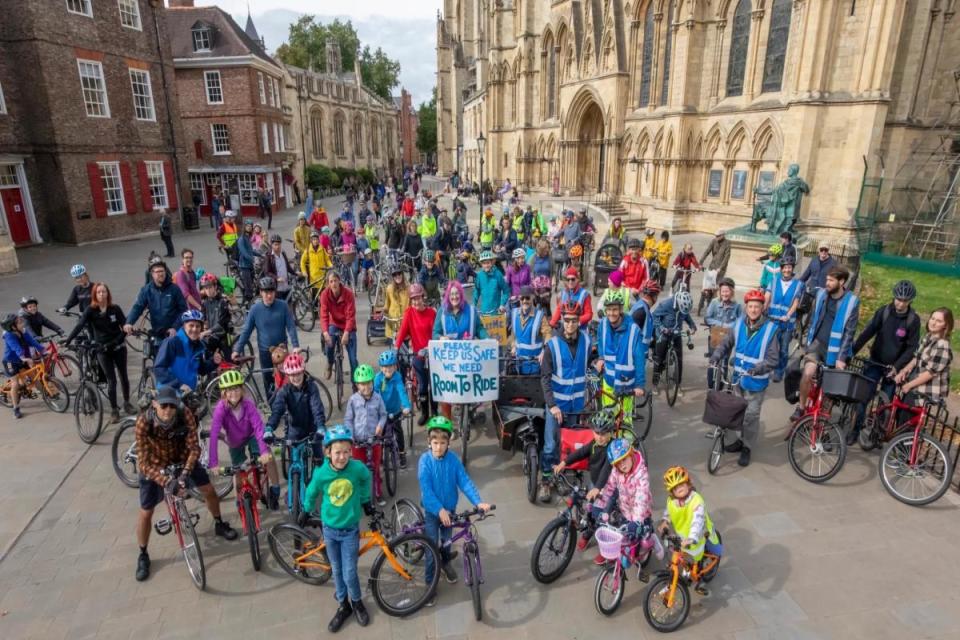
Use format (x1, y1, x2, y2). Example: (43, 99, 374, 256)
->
(663, 465, 691, 492)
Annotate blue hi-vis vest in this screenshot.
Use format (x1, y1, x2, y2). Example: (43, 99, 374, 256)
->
(547, 331, 589, 413)
(631, 298, 655, 346)
(440, 304, 477, 339)
(768, 275, 802, 327)
(732, 318, 778, 392)
(600, 318, 641, 394)
(806, 289, 859, 366)
(512, 308, 544, 374)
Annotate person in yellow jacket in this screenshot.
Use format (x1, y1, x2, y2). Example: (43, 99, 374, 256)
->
(383, 266, 410, 338)
(656, 230, 673, 288)
(657, 466, 722, 596)
(293, 212, 311, 256)
(300, 230, 332, 291)
(642, 228, 658, 262)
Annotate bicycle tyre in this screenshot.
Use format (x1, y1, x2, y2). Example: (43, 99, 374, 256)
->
(524, 443, 539, 504)
(465, 544, 482, 621)
(384, 444, 398, 497)
(193, 432, 233, 500)
(594, 563, 624, 616)
(290, 470, 302, 524)
(111, 418, 139, 488)
(51, 353, 82, 397)
(267, 522, 331, 585)
(879, 432, 951, 506)
(291, 292, 314, 332)
(39, 375, 69, 413)
(643, 575, 690, 632)
(176, 500, 206, 591)
(335, 354, 344, 410)
(530, 516, 576, 584)
(459, 405, 470, 468)
(700, 531, 723, 583)
(665, 349, 680, 408)
(405, 410, 415, 453)
(310, 379, 334, 426)
(859, 390, 891, 452)
(787, 415, 847, 483)
(634, 394, 654, 442)
(136, 371, 155, 403)
(370, 532, 440, 617)
(74, 381, 103, 444)
(242, 493, 261, 571)
(707, 428, 725, 475)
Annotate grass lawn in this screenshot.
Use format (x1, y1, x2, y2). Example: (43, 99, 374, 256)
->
(858, 262, 960, 390)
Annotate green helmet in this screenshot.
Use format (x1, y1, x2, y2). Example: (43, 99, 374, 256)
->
(479, 250, 495, 262)
(768, 243, 783, 257)
(218, 369, 245, 390)
(353, 364, 376, 384)
(603, 288, 625, 307)
(425, 415, 454, 434)
(591, 409, 617, 434)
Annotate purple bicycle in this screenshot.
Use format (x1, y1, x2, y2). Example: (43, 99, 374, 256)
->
(425, 505, 497, 621)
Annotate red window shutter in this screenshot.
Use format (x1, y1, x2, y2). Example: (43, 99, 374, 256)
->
(120, 162, 138, 214)
(87, 162, 107, 218)
(164, 161, 179, 209)
(138, 162, 154, 212)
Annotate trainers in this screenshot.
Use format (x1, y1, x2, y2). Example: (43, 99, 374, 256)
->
(537, 479, 552, 503)
(268, 486, 281, 511)
(376, 496, 387, 507)
(790, 407, 803, 422)
(135, 551, 151, 582)
(576, 534, 590, 552)
(845, 429, 859, 446)
(593, 553, 607, 565)
(723, 439, 744, 453)
(352, 600, 370, 627)
(215, 520, 239, 540)
(442, 562, 458, 583)
(399, 452, 407, 469)
(328, 600, 353, 633)
(110, 409, 121, 424)
(695, 584, 711, 597)
(13, 407, 23, 419)
(737, 447, 751, 467)
(424, 595, 437, 608)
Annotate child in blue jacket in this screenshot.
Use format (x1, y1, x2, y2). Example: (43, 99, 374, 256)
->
(374, 349, 411, 468)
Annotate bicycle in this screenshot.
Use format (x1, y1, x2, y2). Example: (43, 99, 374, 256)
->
(354, 432, 400, 504)
(432, 505, 497, 621)
(129, 329, 164, 402)
(584, 372, 653, 444)
(277, 433, 318, 525)
(69, 339, 110, 444)
(703, 365, 747, 475)
(327, 334, 347, 410)
(696, 269, 719, 316)
(593, 516, 655, 616)
(654, 327, 694, 407)
(289, 272, 330, 332)
(267, 504, 440, 617)
(530, 473, 595, 584)
(152, 464, 206, 590)
(397, 345, 425, 450)
(219, 460, 268, 571)
(671, 266, 697, 295)
(40, 328, 82, 397)
(0, 356, 69, 414)
(642, 533, 721, 632)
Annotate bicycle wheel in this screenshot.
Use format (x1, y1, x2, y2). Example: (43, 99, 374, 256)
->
(524, 443, 539, 504)
(292, 292, 316, 332)
(40, 376, 69, 413)
(51, 353, 82, 397)
(136, 371, 155, 403)
(242, 493, 261, 571)
(459, 405, 470, 467)
(111, 418, 139, 488)
(290, 469, 303, 524)
(0, 383, 11, 408)
(859, 390, 891, 452)
(370, 533, 440, 617)
(594, 563, 624, 616)
(787, 415, 847, 483)
(267, 522, 331, 584)
(74, 381, 104, 444)
(633, 394, 654, 442)
(405, 410, 415, 453)
(309, 379, 334, 426)
(643, 575, 690, 632)
(530, 516, 576, 584)
(384, 444, 399, 497)
(193, 431, 233, 499)
(700, 531, 723, 583)
(879, 432, 951, 506)
(176, 500, 206, 591)
(389, 498, 426, 563)
(707, 427, 725, 475)
(465, 543, 483, 621)
(665, 349, 680, 407)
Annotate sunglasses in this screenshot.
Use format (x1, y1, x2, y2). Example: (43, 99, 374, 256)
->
(159, 403, 178, 410)
(520, 297, 532, 302)
(819, 248, 829, 252)
(565, 277, 577, 282)
(562, 317, 579, 323)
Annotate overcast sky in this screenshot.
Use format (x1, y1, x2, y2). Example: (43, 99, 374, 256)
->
(214, 1, 443, 105)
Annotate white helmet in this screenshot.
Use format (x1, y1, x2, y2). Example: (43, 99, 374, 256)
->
(70, 264, 86, 278)
(675, 290, 693, 314)
(512, 248, 525, 260)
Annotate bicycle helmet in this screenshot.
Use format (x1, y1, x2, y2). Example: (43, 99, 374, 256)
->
(344, 222, 354, 233)
(243, 219, 253, 228)
(424, 249, 436, 264)
(484, 209, 494, 218)
(603, 288, 625, 308)
(780, 255, 796, 267)
(390, 263, 404, 276)
(674, 290, 693, 314)
(180, 309, 204, 324)
(408, 283, 425, 299)
(323, 424, 354, 447)
(310, 229, 320, 239)
(321, 225, 331, 234)
(353, 364, 376, 384)
(743, 288, 766, 304)
(645, 228, 655, 237)
(606, 438, 633, 465)
(259, 275, 277, 291)
(641, 279, 661, 296)
(19, 296, 37, 308)
(1, 313, 18, 332)
(199, 273, 218, 288)
(591, 409, 617, 434)
(224, 210, 237, 218)
(218, 369, 245, 390)
(298, 211, 307, 220)
(532, 275, 551, 290)
(425, 415, 454, 435)
(663, 466, 691, 492)
(70, 264, 87, 278)
(892, 279, 916, 302)
(568, 245, 583, 259)
(511, 248, 525, 260)
(479, 251, 495, 262)
(767, 243, 783, 257)
(378, 350, 398, 367)
(282, 353, 305, 375)
(718, 277, 736, 289)
(560, 301, 583, 318)
(270, 234, 282, 244)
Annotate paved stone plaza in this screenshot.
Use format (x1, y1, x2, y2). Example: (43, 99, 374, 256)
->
(1, 184, 959, 640)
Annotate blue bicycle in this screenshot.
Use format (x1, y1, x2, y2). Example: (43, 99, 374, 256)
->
(277, 433, 318, 525)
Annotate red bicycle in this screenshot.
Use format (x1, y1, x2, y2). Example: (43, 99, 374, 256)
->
(397, 344, 426, 450)
(153, 464, 206, 590)
(220, 460, 268, 570)
(860, 388, 952, 506)
(39, 334, 81, 396)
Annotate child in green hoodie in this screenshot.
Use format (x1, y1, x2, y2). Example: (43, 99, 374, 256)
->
(304, 424, 372, 633)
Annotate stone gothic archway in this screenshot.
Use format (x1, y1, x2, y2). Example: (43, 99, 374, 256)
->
(575, 101, 605, 194)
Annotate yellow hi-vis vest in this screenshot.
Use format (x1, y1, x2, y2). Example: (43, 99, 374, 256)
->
(221, 222, 239, 247)
(665, 492, 718, 561)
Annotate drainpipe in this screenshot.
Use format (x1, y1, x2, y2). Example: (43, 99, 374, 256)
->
(150, 1, 186, 228)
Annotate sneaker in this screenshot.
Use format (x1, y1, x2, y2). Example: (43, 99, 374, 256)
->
(723, 439, 744, 453)
(13, 407, 22, 419)
(424, 595, 437, 608)
(772, 373, 784, 384)
(214, 520, 239, 541)
(442, 562, 458, 583)
(123, 401, 137, 415)
(576, 534, 590, 552)
(328, 600, 353, 633)
(110, 409, 121, 424)
(399, 452, 407, 469)
(325, 366, 333, 381)
(376, 497, 387, 507)
(845, 429, 859, 446)
(268, 486, 281, 511)
(593, 553, 607, 566)
(738, 447, 751, 467)
(695, 584, 711, 597)
(537, 480, 552, 503)
(790, 407, 803, 422)
(135, 552, 151, 582)
(352, 600, 370, 627)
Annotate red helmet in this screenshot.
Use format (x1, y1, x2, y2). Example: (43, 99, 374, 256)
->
(199, 273, 218, 288)
(283, 353, 305, 375)
(408, 283, 425, 299)
(560, 301, 583, 318)
(640, 279, 661, 296)
(744, 289, 766, 304)
(564, 267, 579, 280)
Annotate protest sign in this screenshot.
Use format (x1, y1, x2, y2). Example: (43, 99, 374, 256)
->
(479, 312, 509, 346)
(428, 339, 500, 403)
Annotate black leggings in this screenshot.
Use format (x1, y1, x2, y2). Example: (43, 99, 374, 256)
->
(653, 334, 684, 385)
(97, 346, 130, 410)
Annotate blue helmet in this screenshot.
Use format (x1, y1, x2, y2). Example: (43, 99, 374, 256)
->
(180, 309, 204, 324)
(378, 350, 397, 367)
(70, 264, 86, 278)
(323, 424, 353, 447)
(606, 438, 633, 465)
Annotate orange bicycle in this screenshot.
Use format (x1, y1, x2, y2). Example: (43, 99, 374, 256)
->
(642, 533, 722, 632)
(1, 358, 69, 414)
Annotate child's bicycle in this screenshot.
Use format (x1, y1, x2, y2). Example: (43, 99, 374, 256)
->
(433, 505, 497, 621)
(530, 473, 594, 584)
(593, 516, 655, 616)
(218, 460, 269, 571)
(274, 433, 318, 525)
(0, 356, 70, 414)
(642, 534, 721, 633)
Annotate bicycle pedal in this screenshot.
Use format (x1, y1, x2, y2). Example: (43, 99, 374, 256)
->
(154, 519, 172, 535)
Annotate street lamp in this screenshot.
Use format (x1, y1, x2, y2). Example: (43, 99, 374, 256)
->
(477, 133, 486, 210)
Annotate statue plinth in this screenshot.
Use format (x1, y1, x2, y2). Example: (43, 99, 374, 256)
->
(724, 225, 809, 289)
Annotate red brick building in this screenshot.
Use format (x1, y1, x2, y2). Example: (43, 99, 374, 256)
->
(166, 1, 291, 220)
(0, 0, 189, 250)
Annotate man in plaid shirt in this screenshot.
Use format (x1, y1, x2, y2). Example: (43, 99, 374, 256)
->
(134, 386, 237, 583)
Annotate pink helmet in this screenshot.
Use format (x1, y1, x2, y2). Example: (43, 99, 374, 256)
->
(283, 353, 305, 375)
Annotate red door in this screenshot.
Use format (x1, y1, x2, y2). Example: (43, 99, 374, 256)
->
(1, 188, 31, 245)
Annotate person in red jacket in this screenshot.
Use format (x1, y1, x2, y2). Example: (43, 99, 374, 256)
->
(619, 238, 649, 296)
(394, 283, 438, 424)
(319, 271, 358, 382)
(671, 244, 701, 292)
(550, 267, 593, 329)
(401, 194, 415, 218)
(307, 205, 329, 233)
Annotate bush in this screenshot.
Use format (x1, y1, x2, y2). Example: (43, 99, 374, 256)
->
(356, 168, 375, 185)
(304, 164, 325, 191)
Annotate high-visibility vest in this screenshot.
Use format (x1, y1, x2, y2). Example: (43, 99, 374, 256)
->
(600, 318, 640, 394)
(221, 222, 238, 247)
(806, 289, 859, 366)
(732, 318, 778, 392)
(547, 331, 589, 413)
(512, 308, 544, 374)
(439, 305, 477, 339)
(768, 275, 802, 327)
(666, 492, 719, 562)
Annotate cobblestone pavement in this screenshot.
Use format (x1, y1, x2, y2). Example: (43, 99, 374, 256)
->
(1, 181, 959, 639)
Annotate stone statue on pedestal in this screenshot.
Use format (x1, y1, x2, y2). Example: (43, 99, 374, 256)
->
(750, 163, 810, 236)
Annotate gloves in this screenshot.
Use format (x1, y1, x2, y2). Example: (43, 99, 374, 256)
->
(362, 502, 375, 516)
(263, 430, 275, 445)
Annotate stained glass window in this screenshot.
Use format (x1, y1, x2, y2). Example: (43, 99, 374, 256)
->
(660, 1, 674, 105)
(726, 0, 751, 97)
(639, 3, 654, 106)
(762, 0, 792, 93)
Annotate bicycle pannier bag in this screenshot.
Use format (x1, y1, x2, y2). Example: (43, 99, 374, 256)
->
(703, 390, 748, 430)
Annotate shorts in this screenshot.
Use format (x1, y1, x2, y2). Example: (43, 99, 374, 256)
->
(802, 340, 827, 366)
(3, 361, 28, 376)
(229, 436, 262, 466)
(139, 465, 211, 511)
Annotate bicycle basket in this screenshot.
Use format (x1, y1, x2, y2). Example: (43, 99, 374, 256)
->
(703, 390, 747, 430)
(821, 369, 873, 404)
(595, 526, 624, 561)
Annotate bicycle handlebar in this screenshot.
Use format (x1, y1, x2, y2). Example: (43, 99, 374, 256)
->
(216, 460, 263, 475)
(453, 504, 496, 523)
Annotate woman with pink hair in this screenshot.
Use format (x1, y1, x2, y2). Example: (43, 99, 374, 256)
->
(431, 280, 489, 420)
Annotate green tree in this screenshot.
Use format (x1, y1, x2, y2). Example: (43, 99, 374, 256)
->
(359, 46, 402, 102)
(416, 89, 438, 159)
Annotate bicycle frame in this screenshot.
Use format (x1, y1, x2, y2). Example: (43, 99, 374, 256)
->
(659, 537, 719, 610)
(873, 393, 926, 442)
(2, 360, 54, 395)
(41, 340, 74, 378)
(230, 462, 265, 534)
(288, 524, 416, 580)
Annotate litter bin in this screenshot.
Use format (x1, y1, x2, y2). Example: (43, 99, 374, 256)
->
(182, 206, 199, 231)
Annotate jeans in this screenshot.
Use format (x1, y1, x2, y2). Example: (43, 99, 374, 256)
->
(239, 268, 254, 303)
(773, 320, 794, 379)
(161, 234, 175, 258)
(423, 511, 453, 585)
(740, 387, 765, 449)
(322, 525, 362, 603)
(853, 363, 896, 433)
(412, 356, 429, 400)
(325, 326, 358, 379)
(541, 408, 561, 473)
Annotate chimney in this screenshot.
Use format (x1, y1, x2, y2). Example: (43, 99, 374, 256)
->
(168, 1, 196, 7)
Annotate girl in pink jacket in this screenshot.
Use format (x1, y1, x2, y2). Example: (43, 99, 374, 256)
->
(594, 438, 658, 564)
